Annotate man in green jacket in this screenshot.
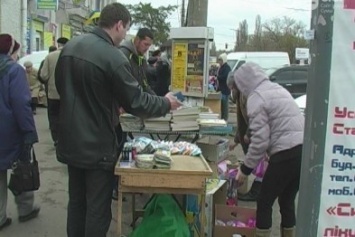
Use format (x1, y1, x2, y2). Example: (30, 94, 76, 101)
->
(119, 27, 155, 94)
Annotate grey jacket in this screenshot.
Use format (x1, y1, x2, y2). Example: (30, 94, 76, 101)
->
(40, 49, 61, 100)
(234, 62, 304, 172)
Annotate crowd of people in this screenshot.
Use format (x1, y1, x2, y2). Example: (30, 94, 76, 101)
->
(0, 2, 304, 237)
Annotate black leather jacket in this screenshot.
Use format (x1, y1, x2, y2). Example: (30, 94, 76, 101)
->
(55, 27, 170, 170)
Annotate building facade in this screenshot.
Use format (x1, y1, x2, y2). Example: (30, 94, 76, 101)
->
(0, 0, 24, 54)
(0, 0, 115, 56)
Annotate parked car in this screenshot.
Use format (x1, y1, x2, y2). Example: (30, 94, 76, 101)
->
(268, 64, 309, 98)
(294, 94, 306, 116)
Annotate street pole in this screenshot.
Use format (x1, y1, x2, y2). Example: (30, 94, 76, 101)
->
(181, 0, 186, 27)
(186, 0, 208, 26)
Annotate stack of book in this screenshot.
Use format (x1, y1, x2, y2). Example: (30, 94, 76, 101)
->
(171, 106, 208, 131)
(119, 113, 143, 131)
(144, 114, 172, 131)
(199, 119, 232, 133)
(198, 112, 219, 120)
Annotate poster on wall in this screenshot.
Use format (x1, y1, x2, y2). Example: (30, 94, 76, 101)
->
(37, 0, 58, 10)
(61, 24, 72, 40)
(171, 42, 187, 92)
(317, 1, 355, 236)
(185, 43, 205, 95)
(43, 32, 53, 49)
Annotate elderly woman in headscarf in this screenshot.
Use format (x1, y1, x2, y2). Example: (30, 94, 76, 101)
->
(231, 62, 304, 237)
(0, 33, 40, 231)
(23, 61, 41, 114)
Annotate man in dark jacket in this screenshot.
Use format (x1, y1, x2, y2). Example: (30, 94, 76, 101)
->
(155, 58, 171, 96)
(146, 56, 158, 93)
(119, 27, 155, 94)
(0, 34, 40, 231)
(54, 3, 181, 237)
(217, 53, 232, 121)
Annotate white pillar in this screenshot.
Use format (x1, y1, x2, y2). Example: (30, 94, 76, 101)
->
(21, 0, 28, 56)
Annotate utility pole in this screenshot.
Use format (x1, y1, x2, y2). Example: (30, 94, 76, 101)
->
(186, 0, 208, 26)
(181, 0, 186, 27)
(297, 1, 355, 236)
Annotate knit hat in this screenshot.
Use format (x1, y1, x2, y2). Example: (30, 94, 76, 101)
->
(0, 34, 20, 55)
(218, 53, 228, 64)
(23, 61, 33, 68)
(57, 37, 69, 45)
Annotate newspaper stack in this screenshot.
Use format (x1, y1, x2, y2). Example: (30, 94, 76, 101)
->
(136, 154, 155, 169)
(154, 149, 172, 169)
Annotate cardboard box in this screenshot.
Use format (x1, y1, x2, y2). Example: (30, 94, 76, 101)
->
(186, 179, 227, 237)
(197, 136, 229, 162)
(214, 205, 256, 237)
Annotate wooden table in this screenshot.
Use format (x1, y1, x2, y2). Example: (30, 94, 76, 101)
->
(115, 155, 213, 236)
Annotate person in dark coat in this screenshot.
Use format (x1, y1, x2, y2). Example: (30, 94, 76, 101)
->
(155, 60, 170, 96)
(146, 56, 158, 94)
(217, 53, 231, 121)
(0, 34, 40, 231)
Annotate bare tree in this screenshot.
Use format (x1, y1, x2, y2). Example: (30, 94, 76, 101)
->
(235, 20, 249, 51)
(210, 41, 217, 56)
(262, 16, 308, 62)
(250, 15, 263, 50)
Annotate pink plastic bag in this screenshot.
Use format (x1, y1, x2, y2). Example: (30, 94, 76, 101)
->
(252, 155, 269, 178)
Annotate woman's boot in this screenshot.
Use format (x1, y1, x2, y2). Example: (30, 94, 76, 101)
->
(281, 227, 295, 237)
(256, 228, 271, 237)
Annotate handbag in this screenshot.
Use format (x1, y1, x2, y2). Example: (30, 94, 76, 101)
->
(8, 146, 40, 196)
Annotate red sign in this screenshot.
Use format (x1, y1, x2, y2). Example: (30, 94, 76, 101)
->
(344, 0, 355, 9)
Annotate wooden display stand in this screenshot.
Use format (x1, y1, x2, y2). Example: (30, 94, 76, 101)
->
(115, 155, 213, 236)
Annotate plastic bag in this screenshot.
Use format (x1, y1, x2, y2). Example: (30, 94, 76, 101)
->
(129, 194, 190, 237)
(252, 155, 269, 178)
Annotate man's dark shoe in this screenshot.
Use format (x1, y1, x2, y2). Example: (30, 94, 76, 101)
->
(112, 189, 118, 201)
(0, 218, 12, 231)
(238, 180, 262, 202)
(112, 190, 127, 202)
(19, 206, 40, 222)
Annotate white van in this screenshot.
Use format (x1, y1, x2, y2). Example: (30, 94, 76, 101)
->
(227, 52, 290, 71)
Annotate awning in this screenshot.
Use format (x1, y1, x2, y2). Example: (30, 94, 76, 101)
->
(85, 11, 100, 25)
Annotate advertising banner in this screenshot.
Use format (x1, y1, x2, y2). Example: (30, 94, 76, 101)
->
(317, 1, 355, 236)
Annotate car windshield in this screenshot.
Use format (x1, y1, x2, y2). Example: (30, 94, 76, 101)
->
(265, 67, 279, 76)
(227, 60, 238, 71)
